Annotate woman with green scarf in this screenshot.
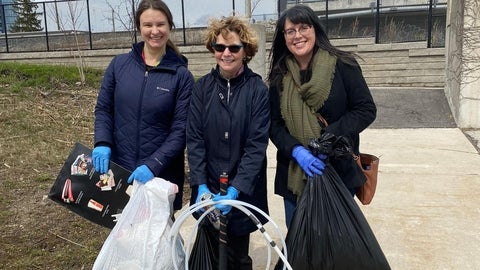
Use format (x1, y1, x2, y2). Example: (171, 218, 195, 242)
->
(267, 4, 377, 228)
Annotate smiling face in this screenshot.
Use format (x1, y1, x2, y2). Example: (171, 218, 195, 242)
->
(214, 32, 245, 79)
(139, 8, 170, 53)
(284, 18, 316, 69)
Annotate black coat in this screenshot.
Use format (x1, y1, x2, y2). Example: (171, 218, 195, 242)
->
(187, 65, 270, 235)
(269, 60, 376, 202)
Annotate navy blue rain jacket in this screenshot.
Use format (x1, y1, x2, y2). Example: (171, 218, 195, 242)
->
(187, 65, 270, 235)
(94, 42, 194, 209)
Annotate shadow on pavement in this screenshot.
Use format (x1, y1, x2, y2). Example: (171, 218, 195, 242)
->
(370, 88, 457, 129)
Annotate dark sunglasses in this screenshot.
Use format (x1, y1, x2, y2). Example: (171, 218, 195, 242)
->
(212, 43, 244, 53)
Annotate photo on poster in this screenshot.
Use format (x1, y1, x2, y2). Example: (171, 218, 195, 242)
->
(96, 169, 115, 191)
(71, 153, 91, 176)
(61, 178, 74, 203)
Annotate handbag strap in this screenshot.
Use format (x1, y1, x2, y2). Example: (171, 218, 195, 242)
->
(315, 113, 328, 128)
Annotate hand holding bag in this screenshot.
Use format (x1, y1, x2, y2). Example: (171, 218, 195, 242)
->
(92, 178, 185, 270)
(275, 135, 390, 270)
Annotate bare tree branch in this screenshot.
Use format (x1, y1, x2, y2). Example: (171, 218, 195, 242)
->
(105, 0, 140, 42)
(251, 0, 263, 14)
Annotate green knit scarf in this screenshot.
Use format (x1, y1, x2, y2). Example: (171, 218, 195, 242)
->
(280, 49, 337, 197)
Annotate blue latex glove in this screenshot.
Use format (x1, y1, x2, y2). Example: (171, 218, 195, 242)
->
(127, 165, 154, 184)
(292, 145, 326, 177)
(195, 184, 212, 212)
(195, 184, 212, 204)
(318, 154, 328, 160)
(92, 146, 111, 174)
(213, 186, 239, 215)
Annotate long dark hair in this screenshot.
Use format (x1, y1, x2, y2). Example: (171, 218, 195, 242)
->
(267, 4, 359, 86)
(135, 0, 181, 56)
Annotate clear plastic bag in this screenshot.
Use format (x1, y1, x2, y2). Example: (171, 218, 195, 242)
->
(93, 178, 185, 270)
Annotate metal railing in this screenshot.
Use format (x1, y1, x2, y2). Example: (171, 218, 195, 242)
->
(0, 0, 446, 53)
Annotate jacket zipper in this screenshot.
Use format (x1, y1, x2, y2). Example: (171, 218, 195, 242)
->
(226, 78, 231, 172)
(227, 79, 231, 105)
(135, 70, 149, 162)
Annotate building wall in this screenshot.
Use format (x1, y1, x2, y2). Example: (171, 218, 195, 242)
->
(445, 0, 480, 128)
(0, 36, 445, 88)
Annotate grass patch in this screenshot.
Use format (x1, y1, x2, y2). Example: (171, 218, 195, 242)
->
(0, 62, 191, 269)
(0, 62, 105, 269)
(0, 62, 103, 93)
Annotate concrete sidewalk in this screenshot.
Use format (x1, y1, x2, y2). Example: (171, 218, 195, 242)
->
(352, 128, 480, 270)
(177, 86, 480, 269)
(178, 128, 480, 269)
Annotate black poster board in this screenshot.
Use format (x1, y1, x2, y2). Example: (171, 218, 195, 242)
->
(49, 142, 132, 228)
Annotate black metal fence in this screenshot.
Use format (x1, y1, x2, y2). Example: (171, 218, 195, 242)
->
(0, 0, 446, 53)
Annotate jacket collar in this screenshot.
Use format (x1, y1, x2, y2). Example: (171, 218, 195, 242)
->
(131, 42, 188, 71)
(212, 64, 257, 86)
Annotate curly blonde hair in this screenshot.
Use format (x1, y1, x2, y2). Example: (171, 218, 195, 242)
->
(205, 16, 258, 63)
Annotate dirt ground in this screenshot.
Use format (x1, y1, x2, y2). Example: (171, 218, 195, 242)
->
(0, 86, 190, 269)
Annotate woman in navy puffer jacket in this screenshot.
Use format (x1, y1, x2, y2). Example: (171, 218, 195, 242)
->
(93, 0, 193, 210)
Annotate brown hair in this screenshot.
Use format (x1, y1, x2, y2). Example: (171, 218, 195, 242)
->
(135, 0, 180, 56)
(204, 16, 258, 63)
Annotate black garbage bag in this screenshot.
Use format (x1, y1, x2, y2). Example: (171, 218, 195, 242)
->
(189, 220, 218, 270)
(275, 133, 390, 270)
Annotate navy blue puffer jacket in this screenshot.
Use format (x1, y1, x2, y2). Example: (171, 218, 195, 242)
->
(187, 65, 270, 235)
(94, 42, 194, 209)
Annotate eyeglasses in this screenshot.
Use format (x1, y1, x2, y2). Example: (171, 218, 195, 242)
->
(283, 24, 312, 39)
(212, 43, 244, 53)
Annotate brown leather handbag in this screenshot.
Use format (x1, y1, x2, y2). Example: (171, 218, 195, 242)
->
(353, 153, 379, 205)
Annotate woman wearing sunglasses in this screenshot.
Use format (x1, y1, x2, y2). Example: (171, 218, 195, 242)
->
(187, 16, 270, 269)
(268, 4, 377, 228)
